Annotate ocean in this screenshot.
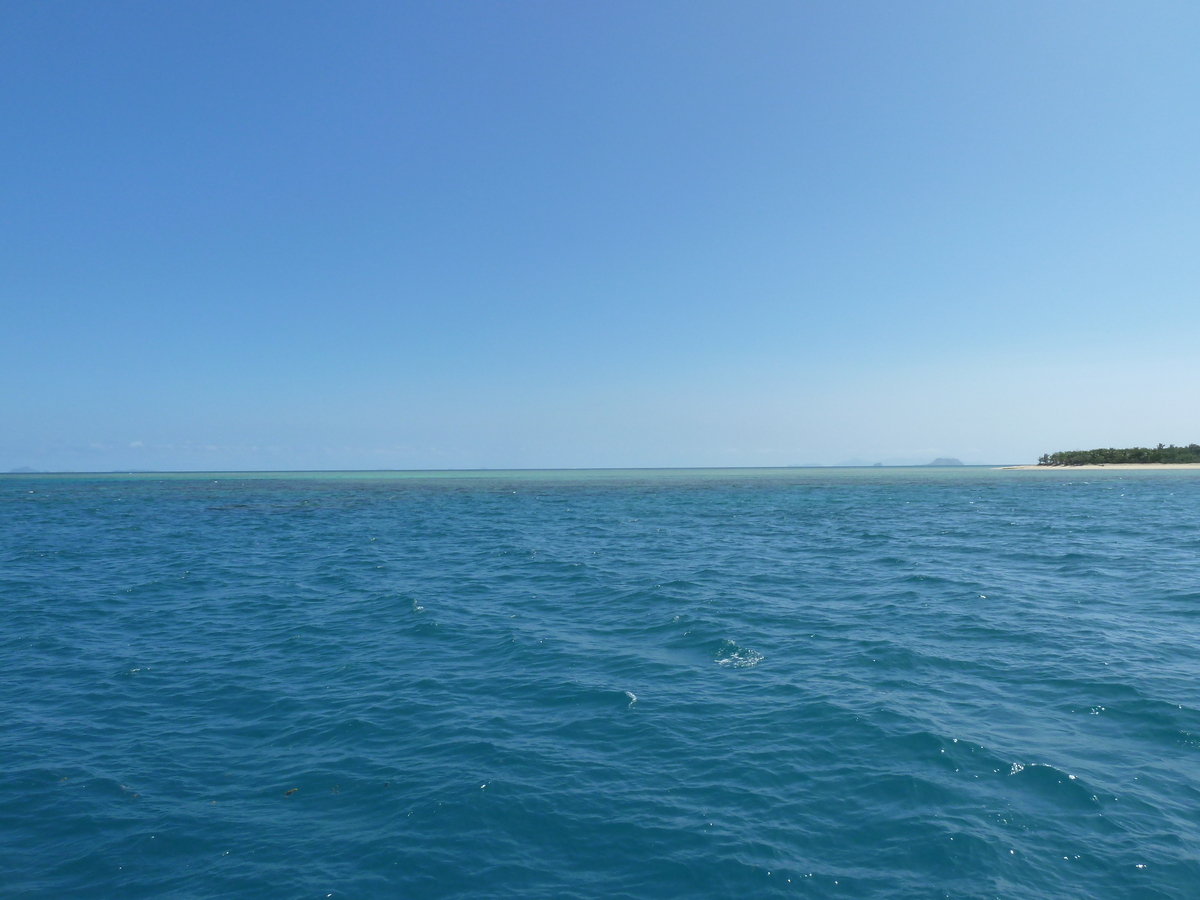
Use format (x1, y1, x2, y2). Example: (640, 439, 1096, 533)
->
(3, 467, 1199, 899)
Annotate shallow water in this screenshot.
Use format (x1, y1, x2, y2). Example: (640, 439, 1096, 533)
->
(3, 468, 1199, 899)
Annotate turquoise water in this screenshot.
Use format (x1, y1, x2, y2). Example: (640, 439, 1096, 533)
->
(3, 467, 1199, 899)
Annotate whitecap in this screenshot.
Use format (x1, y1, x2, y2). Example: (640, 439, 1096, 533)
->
(715, 640, 764, 668)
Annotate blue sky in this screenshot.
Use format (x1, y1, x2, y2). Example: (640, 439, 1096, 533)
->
(2, 1, 1198, 470)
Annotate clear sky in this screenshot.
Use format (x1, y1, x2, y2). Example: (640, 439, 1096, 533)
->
(2, 1, 1198, 471)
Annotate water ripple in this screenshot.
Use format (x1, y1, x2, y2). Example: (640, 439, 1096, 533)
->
(2, 468, 1199, 898)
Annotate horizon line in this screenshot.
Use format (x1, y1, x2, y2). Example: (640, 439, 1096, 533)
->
(4, 464, 1016, 476)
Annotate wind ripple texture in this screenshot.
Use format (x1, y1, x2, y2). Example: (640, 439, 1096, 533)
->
(2, 468, 1199, 899)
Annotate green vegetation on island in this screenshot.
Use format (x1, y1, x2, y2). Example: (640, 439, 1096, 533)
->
(1038, 444, 1200, 466)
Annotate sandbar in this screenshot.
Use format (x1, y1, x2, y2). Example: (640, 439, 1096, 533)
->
(1002, 463, 1200, 470)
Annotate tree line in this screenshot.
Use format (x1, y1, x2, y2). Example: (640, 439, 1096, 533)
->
(1038, 444, 1200, 466)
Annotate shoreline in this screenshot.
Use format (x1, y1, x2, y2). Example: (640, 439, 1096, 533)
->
(1002, 463, 1200, 470)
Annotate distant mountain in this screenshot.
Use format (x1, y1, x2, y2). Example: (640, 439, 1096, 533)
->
(926, 458, 964, 466)
(8, 466, 39, 473)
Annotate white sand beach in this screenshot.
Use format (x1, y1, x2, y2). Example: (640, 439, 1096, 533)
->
(1002, 463, 1200, 470)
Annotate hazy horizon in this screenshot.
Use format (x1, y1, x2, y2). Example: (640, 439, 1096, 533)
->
(3, 461, 1005, 475)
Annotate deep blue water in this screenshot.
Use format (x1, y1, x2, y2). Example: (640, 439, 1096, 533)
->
(3, 468, 1200, 899)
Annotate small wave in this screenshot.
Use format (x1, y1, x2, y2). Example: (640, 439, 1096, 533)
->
(1006, 762, 1097, 808)
(715, 640, 763, 668)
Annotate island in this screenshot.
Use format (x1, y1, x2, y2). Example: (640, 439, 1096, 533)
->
(1034, 444, 1200, 466)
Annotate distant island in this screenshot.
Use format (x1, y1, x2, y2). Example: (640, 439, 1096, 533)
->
(1038, 444, 1200, 466)
(926, 458, 964, 466)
